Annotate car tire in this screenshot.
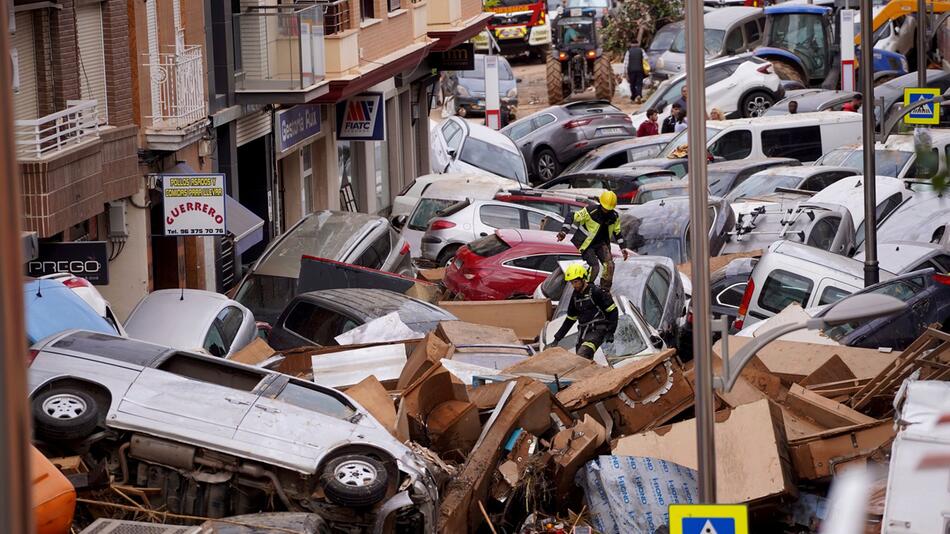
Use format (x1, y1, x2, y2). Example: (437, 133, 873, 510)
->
(546, 54, 565, 105)
(437, 245, 462, 267)
(741, 91, 774, 118)
(322, 454, 389, 508)
(32, 388, 99, 442)
(534, 148, 560, 183)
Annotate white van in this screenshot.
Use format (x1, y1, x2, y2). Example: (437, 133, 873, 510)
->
(816, 130, 950, 179)
(400, 180, 506, 257)
(732, 240, 895, 330)
(659, 112, 864, 163)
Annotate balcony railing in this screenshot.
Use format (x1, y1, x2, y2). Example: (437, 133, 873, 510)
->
(323, 0, 351, 35)
(233, 4, 326, 92)
(15, 100, 100, 159)
(145, 44, 208, 129)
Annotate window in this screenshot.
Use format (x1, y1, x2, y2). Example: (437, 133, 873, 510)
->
(818, 286, 852, 306)
(508, 254, 570, 272)
(758, 269, 814, 313)
(459, 137, 527, 182)
(525, 209, 550, 230)
(508, 256, 545, 270)
(218, 307, 246, 346)
(532, 114, 557, 130)
(442, 120, 463, 150)
(361, 0, 376, 20)
(824, 277, 923, 340)
(709, 130, 752, 160)
(12, 12, 38, 122)
(203, 324, 228, 357)
(744, 20, 761, 43)
(480, 204, 522, 229)
(931, 254, 950, 272)
(800, 171, 851, 192)
(761, 126, 823, 161)
(507, 121, 535, 141)
(276, 380, 356, 420)
(468, 234, 511, 257)
(642, 268, 671, 328)
(53, 332, 168, 367)
(628, 144, 663, 162)
(157, 353, 266, 392)
(724, 29, 743, 53)
(716, 283, 747, 308)
(599, 152, 629, 168)
(283, 302, 355, 345)
(668, 163, 687, 177)
(705, 66, 731, 87)
(806, 217, 841, 250)
(388, 0, 401, 12)
(76, 3, 108, 123)
(353, 232, 390, 270)
(855, 192, 905, 247)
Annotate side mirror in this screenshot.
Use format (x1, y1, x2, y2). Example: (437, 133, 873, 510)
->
(447, 148, 457, 159)
(391, 214, 408, 229)
(650, 334, 664, 349)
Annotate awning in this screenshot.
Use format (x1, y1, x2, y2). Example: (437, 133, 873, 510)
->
(226, 195, 265, 255)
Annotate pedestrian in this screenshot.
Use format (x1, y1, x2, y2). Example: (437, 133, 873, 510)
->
(674, 108, 688, 133)
(624, 40, 646, 104)
(842, 94, 862, 112)
(661, 102, 681, 133)
(550, 264, 620, 360)
(788, 100, 798, 114)
(674, 85, 688, 111)
(440, 71, 459, 119)
(556, 191, 629, 292)
(637, 108, 660, 137)
(709, 107, 724, 120)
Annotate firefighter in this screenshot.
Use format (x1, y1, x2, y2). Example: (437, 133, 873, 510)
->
(556, 190, 629, 291)
(551, 264, 619, 360)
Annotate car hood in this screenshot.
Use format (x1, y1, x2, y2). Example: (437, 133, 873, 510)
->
(457, 77, 517, 97)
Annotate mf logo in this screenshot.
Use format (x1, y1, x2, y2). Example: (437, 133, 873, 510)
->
(340, 95, 381, 138)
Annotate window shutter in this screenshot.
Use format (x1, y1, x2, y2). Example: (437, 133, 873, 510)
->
(12, 12, 37, 122)
(76, 3, 108, 123)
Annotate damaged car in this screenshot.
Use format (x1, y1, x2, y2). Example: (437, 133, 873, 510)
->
(28, 330, 438, 533)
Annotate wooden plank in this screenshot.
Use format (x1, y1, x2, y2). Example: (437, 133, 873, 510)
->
(800, 355, 855, 387)
(783, 384, 876, 428)
(851, 329, 947, 410)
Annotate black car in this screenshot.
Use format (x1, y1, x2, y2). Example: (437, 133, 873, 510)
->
(710, 257, 757, 332)
(536, 168, 677, 204)
(619, 196, 736, 264)
(560, 134, 678, 174)
(268, 288, 456, 350)
(706, 158, 801, 197)
(821, 269, 950, 351)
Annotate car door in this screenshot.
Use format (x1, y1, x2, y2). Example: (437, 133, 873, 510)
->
(523, 206, 564, 232)
(204, 306, 250, 357)
(434, 119, 464, 172)
(117, 352, 269, 440)
(523, 113, 558, 163)
(477, 203, 524, 237)
(703, 65, 736, 113)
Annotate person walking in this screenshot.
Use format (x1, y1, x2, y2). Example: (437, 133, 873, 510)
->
(661, 102, 682, 133)
(624, 40, 646, 104)
(440, 71, 459, 119)
(556, 191, 629, 291)
(637, 108, 660, 136)
(673, 108, 688, 133)
(674, 85, 688, 110)
(550, 264, 619, 359)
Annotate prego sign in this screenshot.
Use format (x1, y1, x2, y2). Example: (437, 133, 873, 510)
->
(26, 241, 109, 285)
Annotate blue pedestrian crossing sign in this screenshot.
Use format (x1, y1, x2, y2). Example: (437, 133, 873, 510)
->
(904, 87, 941, 125)
(670, 504, 748, 534)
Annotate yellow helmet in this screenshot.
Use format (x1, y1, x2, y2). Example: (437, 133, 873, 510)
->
(599, 190, 618, 211)
(564, 263, 588, 282)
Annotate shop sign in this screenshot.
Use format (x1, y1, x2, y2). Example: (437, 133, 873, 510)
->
(162, 174, 227, 237)
(26, 241, 109, 285)
(433, 43, 475, 71)
(276, 104, 322, 154)
(336, 92, 386, 141)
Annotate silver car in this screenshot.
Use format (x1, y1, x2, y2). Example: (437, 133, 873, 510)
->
(28, 330, 436, 532)
(655, 7, 764, 78)
(124, 289, 257, 358)
(420, 199, 564, 265)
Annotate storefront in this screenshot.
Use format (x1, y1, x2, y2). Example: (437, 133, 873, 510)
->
(274, 104, 334, 226)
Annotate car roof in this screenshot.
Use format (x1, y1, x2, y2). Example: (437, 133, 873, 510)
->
(40, 329, 174, 367)
(611, 256, 679, 306)
(497, 191, 588, 205)
(765, 4, 829, 15)
(638, 181, 688, 192)
(463, 119, 521, 154)
(807, 175, 906, 223)
(768, 241, 894, 277)
(295, 288, 456, 329)
(124, 289, 242, 349)
(562, 168, 675, 180)
(708, 111, 861, 128)
(498, 228, 579, 246)
(882, 131, 950, 151)
(855, 241, 949, 273)
(877, 70, 948, 97)
(583, 134, 677, 156)
(423, 180, 505, 200)
(705, 6, 761, 27)
(708, 158, 800, 172)
(24, 279, 116, 343)
(751, 165, 857, 178)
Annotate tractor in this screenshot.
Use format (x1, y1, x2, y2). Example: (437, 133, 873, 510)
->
(546, 7, 615, 105)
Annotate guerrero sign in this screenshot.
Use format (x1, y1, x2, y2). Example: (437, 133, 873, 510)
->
(162, 174, 227, 236)
(336, 92, 385, 141)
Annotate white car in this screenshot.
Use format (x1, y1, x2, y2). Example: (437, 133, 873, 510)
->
(40, 272, 127, 336)
(430, 117, 529, 185)
(631, 54, 783, 126)
(391, 172, 522, 219)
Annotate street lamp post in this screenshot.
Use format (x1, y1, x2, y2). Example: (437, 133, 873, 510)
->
(860, 0, 880, 287)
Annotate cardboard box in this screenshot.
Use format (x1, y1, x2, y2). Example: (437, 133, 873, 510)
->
(427, 400, 482, 459)
(677, 250, 761, 278)
(230, 338, 277, 366)
(551, 414, 607, 500)
(278, 339, 419, 378)
(435, 320, 522, 347)
(788, 420, 895, 480)
(397, 332, 453, 390)
(418, 267, 445, 283)
(612, 399, 797, 504)
(345, 376, 399, 438)
(556, 350, 678, 410)
(437, 300, 552, 342)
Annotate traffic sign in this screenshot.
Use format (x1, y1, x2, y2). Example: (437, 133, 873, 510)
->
(904, 87, 941, 125)
(670, 504, 748, 534)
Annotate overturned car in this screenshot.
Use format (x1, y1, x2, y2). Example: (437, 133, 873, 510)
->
(28, 330, 437, 532)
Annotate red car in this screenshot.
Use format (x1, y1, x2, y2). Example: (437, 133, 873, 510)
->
(445, 229, 620, 300)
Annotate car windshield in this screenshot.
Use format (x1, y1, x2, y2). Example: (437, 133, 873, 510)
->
(823, 276, 924, 341)
(408, 198, 456, 231)
(460, 57, 514, 80)
(726, 174, 802, 202)
(234, 274, 296, 326)
(649, 25, 680, 51)
(635, 186, 689, 204)
(562, 149, 606, 174)
(670, 28, 725, 55)
(459, 137, 527, 182)
(558, 19, 595, 44)
(251, 213, 376, 279)
(567, 0, 609, 7)
(817, 148, 912, 177)
(660, 127, 721, 158)
(636, 238, 683, 263)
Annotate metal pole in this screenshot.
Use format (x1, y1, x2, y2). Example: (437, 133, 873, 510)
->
(686, 0, 716, 503)
(861, 0, 879, 286)
(0, 0, 35, 530)
(918, 0, 927, 87)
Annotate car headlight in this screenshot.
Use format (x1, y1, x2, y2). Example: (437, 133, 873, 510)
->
(506, 87, 518, 98)
(456, 85, 471, 97)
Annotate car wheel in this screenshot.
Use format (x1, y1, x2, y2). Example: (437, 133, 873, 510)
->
(322, 454, 389, 507)
(437, 245, 462, 267)
(32, 389, 99, 442)
(742, 91, 774, 118)
(534, 149, 560, 183)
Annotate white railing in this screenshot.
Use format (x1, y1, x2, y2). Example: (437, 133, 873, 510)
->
(14, 100, 101, 159)
(146, 44, 207, 128)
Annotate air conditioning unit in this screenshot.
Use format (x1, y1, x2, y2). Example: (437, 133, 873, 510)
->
(79, 519, 201, 534)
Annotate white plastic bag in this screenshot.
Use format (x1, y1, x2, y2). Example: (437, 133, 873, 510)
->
(617, 79, 631, 99)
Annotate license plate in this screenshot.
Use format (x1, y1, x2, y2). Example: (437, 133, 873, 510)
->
(597, 127, 626, 137)
(498, 27, 524, 39)
(477, 99, 486, 107)
(570, 8, 583, 16)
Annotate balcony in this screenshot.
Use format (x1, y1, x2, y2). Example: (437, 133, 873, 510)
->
(427, 0, 492, 52)
(15, 100, 100, 160)
(233, 4, 329, 104)
(144, 44, 210, 152)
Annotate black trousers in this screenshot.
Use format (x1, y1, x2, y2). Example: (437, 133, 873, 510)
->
(576, 322, 613, 359)
(628, 70, 644, 99)
(582, 242, 615, 291)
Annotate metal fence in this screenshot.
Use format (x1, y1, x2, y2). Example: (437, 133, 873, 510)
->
(14, 100, 100, 159)
(146, 44, 207, 128)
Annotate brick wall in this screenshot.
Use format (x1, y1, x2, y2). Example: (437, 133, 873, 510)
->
(49, 0, 81, 110)
(103, 0, 133, 126)
(461, 0, 482, 20)
(20, 141, 104, 238)
(358, 0, 414, 63)
(101, 126, 141, 201)
(32, 10, 55, 118)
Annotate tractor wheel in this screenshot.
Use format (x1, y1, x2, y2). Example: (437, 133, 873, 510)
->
(770, 60, 807, 87)
(594, 56, 615, 101)
(546, 54, 565, 105)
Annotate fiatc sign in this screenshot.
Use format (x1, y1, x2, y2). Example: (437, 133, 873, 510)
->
(26, 241, 109, 285)
(162, 174, 227, 236)
(336, 92, 385, 141)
